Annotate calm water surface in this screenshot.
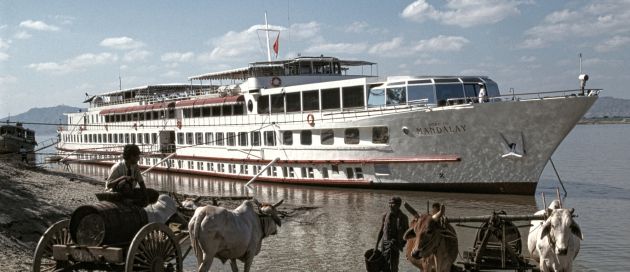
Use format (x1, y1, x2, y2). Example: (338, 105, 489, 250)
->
(61, 124, 630, 271)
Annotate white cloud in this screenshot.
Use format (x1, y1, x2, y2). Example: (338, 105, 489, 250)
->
(19, 20, 60, 31)
(162, 70, 181, 77)
(0, 75, 17, 85)
(401, 0, 525, 28)
(369, 37, 405, 55)
(289, 21, 320, 40)
(14, 31, 32, 40)
(161, 51, 195, 62)
(521, 1, 630, 49)
(0, 38, 9, 50)
(0, 52, 9, 61)
(0, 25, 7, 30)
(100, 37, 145, 50)
(595, 35, 630, 52)
(345, 21, 369, 33)
(123, 50, 151, 62)
(413, 35, 469, 52)
(304, 42, 368, 54)
(28, 52, 118, 74)
(414, 57, 444, 65)
(54, 15, 75, 25)
(200, 24, 288, 61)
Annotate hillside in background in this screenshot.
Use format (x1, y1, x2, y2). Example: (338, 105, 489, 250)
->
(583, 96, 630, 118)
(0, 105, 84, 138)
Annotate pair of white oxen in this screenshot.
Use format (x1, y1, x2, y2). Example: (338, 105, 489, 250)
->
(144, 195, 283, 272)
(528, 200, 584, 272)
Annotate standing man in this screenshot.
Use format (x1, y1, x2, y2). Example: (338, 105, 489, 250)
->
(19, 145, 27, 163)
(375, 196, 409, 272)
(478, 83, 487, 103)
(106, 144, 159, 206)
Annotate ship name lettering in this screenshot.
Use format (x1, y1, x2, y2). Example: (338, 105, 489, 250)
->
(415, 124, 466, 136)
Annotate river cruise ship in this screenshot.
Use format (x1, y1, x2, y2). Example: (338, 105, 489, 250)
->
(1, 122, 37, 161)
(57, 56, 599, 195)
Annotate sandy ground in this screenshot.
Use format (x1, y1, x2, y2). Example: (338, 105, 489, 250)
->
(0, 159, 316, 271)
(0, 159, 104, 271)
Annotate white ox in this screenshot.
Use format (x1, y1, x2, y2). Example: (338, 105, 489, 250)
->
(189, 199, 283, 272)
(528, 200, 583, 272)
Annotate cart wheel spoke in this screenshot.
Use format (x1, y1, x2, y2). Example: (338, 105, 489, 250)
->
(33, 220, 74, 272)
(126, 223, 182, 272)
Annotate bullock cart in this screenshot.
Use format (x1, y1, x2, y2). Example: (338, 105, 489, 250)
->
(32, 194, 196, 272)
(449, 212, 546, 272)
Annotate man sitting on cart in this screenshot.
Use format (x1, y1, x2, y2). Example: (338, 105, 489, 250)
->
(106, 144, 159, 206)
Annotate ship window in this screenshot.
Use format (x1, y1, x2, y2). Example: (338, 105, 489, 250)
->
(346, 168, 355, 179)
(373, 127, 389, 144)
(168, 108, 175, 119)
(283, 131, 293, 145)
(408, 79, 432, 85)
(374, 164, 391, 176)
(138, 133, 143, 144)
(151, 133, 157, 144)
(188, 161, 193, 169)
(386, 87, 407, 105)
(205, 132, 213, 145)
(322, 167, 329, 178)
(355, 167, 364, 179)
(434, 78, 461, 83)
(464, 84, 479, 101)
(197, 162, 204, 171)
(344, 128, 360, 144)
(435, 84, 465, 106)
(195, 132, 203, 145)
(145, 112, 151, 121)
(130, 134, 135, 144)
(144, 133, 150, 144)
(238, 132, 248, 146)
(222, 105, 232, 116)
(186, 133, 193, 145)
(132, 113, 139, 121)
(202, 107, 211, 117)
(115, 115, 121, 122)
(321, 88, 340, 110)
(251, 131, 260, 146)
(368, 88, 385, 107)
(342, 85, 365, 109)
(408, 84, 436, 104)
(152, 111, 159, 120)
(125, 133, 130, 143)
(321, 129, 334, 145)
(108, 134, 112, 143)
(286, 93, 301, 112)
(270, 94, 284, 113)
(139, 113, 145, 121)
(302, 90, 319, 111)
(212, 106, 221, 116)
(216, 132, 224, 146)
(300, 130, 312, 145)
(208, 162, 214, 171)
(484, 79, 500, 97)
(264, 131, 276, 146)
(233, 104, 244, 115)
(257, 95, 269, 114)
(227, 132, 236, 146)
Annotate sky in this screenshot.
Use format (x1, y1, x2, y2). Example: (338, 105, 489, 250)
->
(1, 0, 629, 118)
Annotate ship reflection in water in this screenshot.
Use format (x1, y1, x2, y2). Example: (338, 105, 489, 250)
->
(70, 163, 537, 271)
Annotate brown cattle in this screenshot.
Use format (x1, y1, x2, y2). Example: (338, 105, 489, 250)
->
(403, 203, 458, 272)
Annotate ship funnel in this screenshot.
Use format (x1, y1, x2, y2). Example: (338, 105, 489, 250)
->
(579, 74, 589, 95)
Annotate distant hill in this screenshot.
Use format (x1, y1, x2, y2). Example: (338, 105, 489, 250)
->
(0, 105, 85, 137)
(584, 96, 630, 118)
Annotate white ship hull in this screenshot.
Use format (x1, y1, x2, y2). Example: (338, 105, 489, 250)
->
(57, 94, 596, 195)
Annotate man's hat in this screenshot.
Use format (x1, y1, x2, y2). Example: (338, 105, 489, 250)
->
(389, 196, 402, 204)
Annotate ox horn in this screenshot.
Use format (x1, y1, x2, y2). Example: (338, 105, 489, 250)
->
(252, 198, 262, 207)
(273, 199, 284, 208)
(432, 204, 445, 220)
(404, 202, 420, 218)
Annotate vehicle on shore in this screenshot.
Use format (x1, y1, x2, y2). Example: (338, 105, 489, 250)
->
(56, 55, 598, 195)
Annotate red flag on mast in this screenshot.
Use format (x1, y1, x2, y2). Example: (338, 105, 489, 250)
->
(272, 33, 280, 58)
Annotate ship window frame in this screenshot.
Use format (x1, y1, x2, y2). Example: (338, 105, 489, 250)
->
(193, 107, 202, 118)
(195, 132, 203, 145)
(372, 127, 389, 144)
(321, 129, 334, 145)
(270, 94, 285, 113)
(226, 132, 236, 146)
(264, 131, 276, 146)
(205, 132, 213, 145)
(286, 92, 301, 112)
(238, 132, 248, 146)
(202, 107, 211, 117)
(283, 131, 293, 145)
(216, 132, 224, 146)
(233, 104, 244, 115)
(321, 88, 341, 110)
(407, 84, 436, 105)
(257, 95, 270, 114)
(251, 131, 261, 146)
(344, 128, 360, 144)
(386, 86, 407, 105)
(342, 85, 365, 109)
(222, 105, 233, 116)
(302, 90, 319, 111)
(185, 132, 194, 145)
(367, 87, 386, 107)
(212, 106, 221, 116)
(300, 130, 312, 145)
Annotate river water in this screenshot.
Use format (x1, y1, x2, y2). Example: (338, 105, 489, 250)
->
(52, 124, 630, 271)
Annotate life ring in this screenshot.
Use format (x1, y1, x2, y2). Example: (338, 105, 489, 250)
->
(306, 114, 315, 126)
(271, 76, 282, 87)
(176, 119, 182, 129)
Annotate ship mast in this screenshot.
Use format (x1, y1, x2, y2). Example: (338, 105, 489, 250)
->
(265, 12, 272, 62)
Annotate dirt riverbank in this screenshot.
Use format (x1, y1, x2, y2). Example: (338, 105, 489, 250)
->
(0, 160, 316, 271)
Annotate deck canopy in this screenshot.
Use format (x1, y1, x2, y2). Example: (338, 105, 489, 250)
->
(188, 56, 377, 81)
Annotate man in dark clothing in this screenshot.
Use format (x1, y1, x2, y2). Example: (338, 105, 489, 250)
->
(106, 144, 158, 206)
(375, 196, 409, 272)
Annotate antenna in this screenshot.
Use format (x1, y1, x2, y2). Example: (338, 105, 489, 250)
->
(265, 12, 272, 62)
(579, 53, 582, 74)
(118, 69, 122, 90)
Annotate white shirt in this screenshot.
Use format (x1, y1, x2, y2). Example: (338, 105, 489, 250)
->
(478, 87, 486, 103)
(106, 161, 144, 190)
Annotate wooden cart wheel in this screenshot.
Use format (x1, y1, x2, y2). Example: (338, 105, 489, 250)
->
(125, 223, 182, 272)
(32, 219, 74, 272)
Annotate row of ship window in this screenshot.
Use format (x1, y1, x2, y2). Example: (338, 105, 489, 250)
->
(176, 127, 389, 146)
(62, 127, 390, 146)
